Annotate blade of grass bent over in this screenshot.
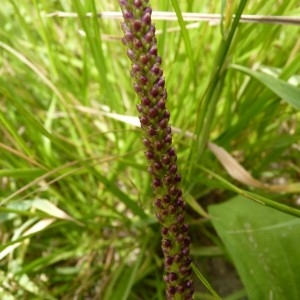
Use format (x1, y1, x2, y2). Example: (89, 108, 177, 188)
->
(200, 166, 300, 218)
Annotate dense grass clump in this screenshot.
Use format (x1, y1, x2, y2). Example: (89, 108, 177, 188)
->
(0, 0, 299, 299)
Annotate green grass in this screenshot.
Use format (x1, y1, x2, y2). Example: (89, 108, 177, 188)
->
(1, 0, 300, 299)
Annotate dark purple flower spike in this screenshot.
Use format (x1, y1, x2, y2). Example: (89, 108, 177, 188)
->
(119, 1, 194, 299)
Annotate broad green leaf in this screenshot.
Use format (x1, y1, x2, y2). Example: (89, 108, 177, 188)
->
(231, 64, 300, 109)
(209, 196, 300, 300)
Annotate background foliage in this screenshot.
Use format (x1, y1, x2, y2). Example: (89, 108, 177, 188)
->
(1, 0, 299, 299)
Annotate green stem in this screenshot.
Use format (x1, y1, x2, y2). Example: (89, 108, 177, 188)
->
(188, 0, 248, 177)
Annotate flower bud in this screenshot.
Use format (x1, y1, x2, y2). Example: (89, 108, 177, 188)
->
(134, 83, 142, 93)
(148, 126, 157, 136)
(144, 31, 154, 43)
(145, 150, 154, 160)
(139, 54, 149, 65)
(151, 64, 160, 75)
(133, 20, 142, 32)
(152, 178, 162, 188)
(133, 38, 143, 49)
(167, 286, 176, 296)
(127, 49, 135, 61)
(167, 272, 178, 282)
(133, 0, 142, 8)
(165, 256, 173, 266)
(167, 205, 176, 214)
(162, 154, 171, 165)
(168, 185, 178, 196)
(154, 141, 163, 151)
(161, 227, 169, 235)
(157, 99, 166, 109)
(154, 198, 163, 208)
(164, 134, 172, 144)
(150, 86, 159, 97)
(141, 96, 151, 106)
(149, 45, 158, 56)
(174, 174, 182, 183)
(163, 175, 173, 186)
(162, 239, 172, 248)
(142, 12, 151, 25)
(124, 31, 134, 43)
(181, 246, 190, 256)
(136, 104, 143, 113)
(139, 116, 149, 126)
(159, 118, 168, 129)
(169, 164, 177, 174)
(148, 107, 158, 118)
(153, 161, 163, 171)
(144, 7, 152, 14)
(123, 10, 133, 19)
(139, 75, 148, 85)
(142, 138, 151, 147)
(162, 194, 171, 204)
(157, 77, 165, 88)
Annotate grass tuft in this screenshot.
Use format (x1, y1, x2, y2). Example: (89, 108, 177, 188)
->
(1, 0, 299, 298)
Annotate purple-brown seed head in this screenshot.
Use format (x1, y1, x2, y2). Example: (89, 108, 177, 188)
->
(119, 0, 194, 297)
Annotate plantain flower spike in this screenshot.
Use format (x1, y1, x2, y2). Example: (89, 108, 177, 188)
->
(119, 1, 194, 298)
